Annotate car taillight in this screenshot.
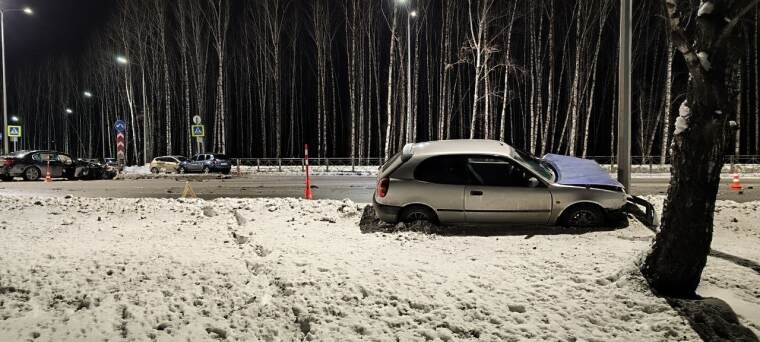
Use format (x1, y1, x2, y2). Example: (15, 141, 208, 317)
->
(3, 158, 16, 167)
(377, 177, 390, 198)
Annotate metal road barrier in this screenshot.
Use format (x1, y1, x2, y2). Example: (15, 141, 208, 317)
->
(232, 158, 384, 174)
(226, 155, 760, 175)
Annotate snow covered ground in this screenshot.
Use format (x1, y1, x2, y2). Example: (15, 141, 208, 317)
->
(1, 195, 758, 341)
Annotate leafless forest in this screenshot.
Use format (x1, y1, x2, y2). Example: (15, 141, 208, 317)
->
(8, 0, 760, 164)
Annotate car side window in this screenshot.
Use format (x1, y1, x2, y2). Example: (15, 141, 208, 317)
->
(36, 153, 55, 162)
(467, 157, 535, 187)
(58, 154, 73, 164)
(206, 155, 212, 161)
(414, 156, 470, 185)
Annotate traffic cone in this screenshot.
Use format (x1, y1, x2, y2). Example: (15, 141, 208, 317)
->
(730, 174, 743, 190)
(45, 160, 52, 183)
(181, 181, 197, 198)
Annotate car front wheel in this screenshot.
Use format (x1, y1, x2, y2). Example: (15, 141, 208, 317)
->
(561, 204, 605, 228)
(24, 167, 41, 181)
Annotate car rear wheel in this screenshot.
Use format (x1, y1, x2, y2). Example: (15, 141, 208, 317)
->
(561, 204, 605, 228)
(178, 167, 186, 174)
(24, 167, 41, 181)
(151, 167, 159, 174)
(400, 205, 438, 224)
(202, 166, 210, 174)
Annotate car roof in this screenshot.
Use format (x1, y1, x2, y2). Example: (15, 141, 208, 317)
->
(406, 139, 514, 158)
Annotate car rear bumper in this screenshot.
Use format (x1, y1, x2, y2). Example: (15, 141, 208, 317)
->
(373, 197, 402, 223)
(1, 166, 21, 177)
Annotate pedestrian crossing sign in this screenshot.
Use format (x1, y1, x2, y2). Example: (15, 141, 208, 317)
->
(191, 125, 205, 137)
(7, 126, 22, 138)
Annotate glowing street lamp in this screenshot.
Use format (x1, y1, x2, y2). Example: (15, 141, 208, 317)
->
(116, 55, 129, 65)
(65, 108, 74, 114)
(83, 91, 93, 98)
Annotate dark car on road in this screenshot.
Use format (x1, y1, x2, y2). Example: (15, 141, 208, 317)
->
(0, 150, 118, 181)
(178, 153, 232, 174)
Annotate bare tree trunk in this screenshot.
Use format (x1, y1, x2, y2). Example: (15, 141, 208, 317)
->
(641, 0, 752, 296)
(384, 7, 398, 159)
(661, 40, 675, 164)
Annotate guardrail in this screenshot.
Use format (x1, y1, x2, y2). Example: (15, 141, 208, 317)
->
(226, 155, 760, 174)
(232, 158, 384, 173)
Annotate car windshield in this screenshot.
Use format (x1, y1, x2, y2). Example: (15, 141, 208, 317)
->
(511, 148, 556, 182)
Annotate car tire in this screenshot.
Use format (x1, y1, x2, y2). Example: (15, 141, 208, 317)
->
(560, 204, 605, 228)
(202, 166, 210, 174)
(23, 167, 41, 181)
(400, 205, 438, 224)
(178, 167, 186, 174)
(151, 167, 159, 174)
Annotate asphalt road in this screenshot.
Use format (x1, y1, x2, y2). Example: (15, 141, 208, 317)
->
(1, 175, 759, 203)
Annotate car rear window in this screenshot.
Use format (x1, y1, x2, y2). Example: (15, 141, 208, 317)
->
(213, 154, 228, 160)
(382, 152, 402, 172)
(414, 156, 470, 185)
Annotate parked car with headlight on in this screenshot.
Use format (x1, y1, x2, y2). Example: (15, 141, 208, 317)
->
(0, 150, 117, 181)
(373, 140, 656, 228)
(177, 153, 231, 174)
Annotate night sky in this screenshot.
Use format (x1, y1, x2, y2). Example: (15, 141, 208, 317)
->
(2, 0, 113, 71)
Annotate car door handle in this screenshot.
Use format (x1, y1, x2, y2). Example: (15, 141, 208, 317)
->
(470, 190, 483, 196)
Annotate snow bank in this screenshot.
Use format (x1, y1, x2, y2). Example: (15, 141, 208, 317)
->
(1, 195, 758, 341)
(121, 165, 151, 175)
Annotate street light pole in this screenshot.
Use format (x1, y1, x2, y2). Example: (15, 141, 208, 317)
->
(1, 7, 33, 155)
(1, 10, 8, 155)
(406, 10, 412, 143)
(617, 0, 632, 191)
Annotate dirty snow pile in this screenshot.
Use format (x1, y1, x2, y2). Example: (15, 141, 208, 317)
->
(121, 165, 151, 175)
(1, 195, 759, 341)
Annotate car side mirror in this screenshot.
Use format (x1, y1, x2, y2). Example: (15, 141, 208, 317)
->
(528, 177, 541, 188)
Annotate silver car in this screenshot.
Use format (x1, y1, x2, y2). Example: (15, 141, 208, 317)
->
(373, 140, 655, 227)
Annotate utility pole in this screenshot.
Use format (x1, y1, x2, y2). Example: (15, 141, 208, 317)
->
(0, 7, 33, 155)
(617, 0, 632, 191)
(406, 9, 412, 143)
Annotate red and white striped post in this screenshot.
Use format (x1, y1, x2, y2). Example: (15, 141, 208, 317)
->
(304, 144, 313, 200)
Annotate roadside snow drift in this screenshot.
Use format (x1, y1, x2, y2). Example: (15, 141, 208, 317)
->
(1, 195, 758, 341)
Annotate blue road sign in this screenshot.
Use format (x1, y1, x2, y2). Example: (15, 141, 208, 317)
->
(114, 120, 126, 133)
(191, 125, 205, 137)
(8, 126, 22, 137)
